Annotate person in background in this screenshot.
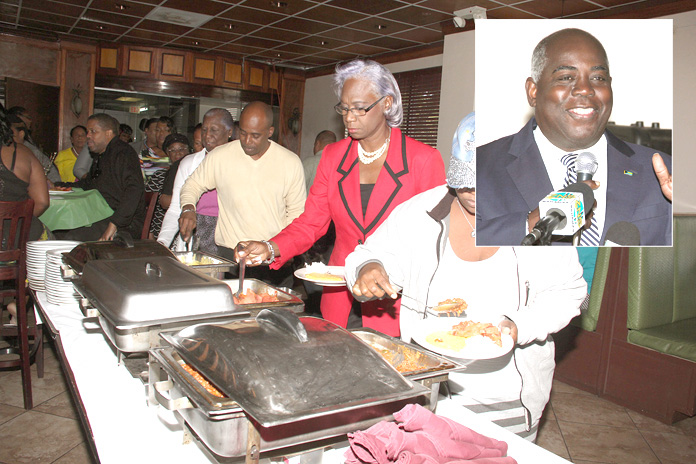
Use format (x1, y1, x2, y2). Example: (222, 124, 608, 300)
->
(345, 113, 586, 441)
(55, 125, 86, 182)
(146, 133, 190, 239)
(56, 113, 145, 241)
(1, 104, 50, 326)
(154, 116, 175, 159)
(131, 117, 159, 159)
(192, 123, 203, 153)
(6, 110, 60, 183)
(476, 28, 672, 246)
(157, 108, 235, 253)
(119, 123, 133, 143)
(235, 60, 445, 336)
(0, 104, 49, 241)
(180, 102, 305, 287)
(303, 129, 337, 193)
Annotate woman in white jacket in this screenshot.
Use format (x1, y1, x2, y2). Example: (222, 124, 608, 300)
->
(345, 113, 586, 442)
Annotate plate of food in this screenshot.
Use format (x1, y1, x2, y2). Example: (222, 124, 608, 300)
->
(412, 317, 514, 360)
(294, 263, 346, 286)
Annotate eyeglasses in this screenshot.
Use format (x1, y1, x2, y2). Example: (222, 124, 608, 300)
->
(334, 96, 386, 117)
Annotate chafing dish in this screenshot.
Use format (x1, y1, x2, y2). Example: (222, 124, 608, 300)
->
(73, 256, 244, 354)
(61, 232, 174, 279)
(148, 310, 431, 460)
(173, 250, 235, 279)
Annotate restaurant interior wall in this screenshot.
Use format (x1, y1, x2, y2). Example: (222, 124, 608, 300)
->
(300, 54, 443, 161)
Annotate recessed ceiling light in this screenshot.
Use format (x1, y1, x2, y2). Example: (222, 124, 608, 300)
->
(192, 41, 200, 45)
(115, 4, 129, 11)
(375, 24, 387, 30)
(276, 53, 282, 57)
(320, 40, 329, 45)
(96, 25, 105, 30)
(271, 2, 288, 7)
(224, 24, 235, 30)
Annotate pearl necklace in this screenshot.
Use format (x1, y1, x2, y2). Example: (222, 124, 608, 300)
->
(456, 199, 476, 238)
(358, 136, 390, 164)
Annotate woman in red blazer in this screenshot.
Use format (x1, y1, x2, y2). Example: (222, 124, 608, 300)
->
(237, 59, 445, 336)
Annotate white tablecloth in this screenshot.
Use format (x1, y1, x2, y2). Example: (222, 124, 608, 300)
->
(35, 292, 570, 464)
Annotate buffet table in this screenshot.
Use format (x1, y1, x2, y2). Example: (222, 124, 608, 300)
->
(34, 291, 571, 464)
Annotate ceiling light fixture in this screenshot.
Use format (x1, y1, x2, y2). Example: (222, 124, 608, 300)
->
(375, 24, 387, 30)
(193, 41, 200, 45)
(271, 2, 288, 7)
(320, 40, 328, 45)
(453, 6, 487, 28)
(115, 4, 129, 11)
(96, 25, 104, 30)
(224, 24, 235, 30)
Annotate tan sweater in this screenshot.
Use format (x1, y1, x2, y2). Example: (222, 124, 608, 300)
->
(180, 140, 306, 248)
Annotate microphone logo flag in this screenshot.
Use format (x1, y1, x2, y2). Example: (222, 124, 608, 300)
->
(539, 191, 585, 235)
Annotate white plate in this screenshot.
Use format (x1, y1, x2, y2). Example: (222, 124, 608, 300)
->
(294, 266, 346, 286)
(412, 318, 514, 360)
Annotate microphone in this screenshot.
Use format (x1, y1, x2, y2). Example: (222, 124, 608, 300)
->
(603, 221, 640, 246)
(521, 183, 595, 245)
(576, 151, 598, 181)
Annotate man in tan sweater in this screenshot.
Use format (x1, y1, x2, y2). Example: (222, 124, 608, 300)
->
(179, 101, 305, 285)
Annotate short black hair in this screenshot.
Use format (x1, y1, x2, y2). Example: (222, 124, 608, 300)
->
(145, 118, 159, 130)
(88, 113, 119, 134)
(119, 123, 133, 136)
(158, 116, 176, 134)
(70, 125, 87, 137)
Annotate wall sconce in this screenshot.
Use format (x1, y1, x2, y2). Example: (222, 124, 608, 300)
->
(288, 107, 301, 135)
(71, 85, 83, 117)
(453, 6, 487, 28)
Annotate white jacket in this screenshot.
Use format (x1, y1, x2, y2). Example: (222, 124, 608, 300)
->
(345, 185, 585, 428)
(157, 149, 206, 249)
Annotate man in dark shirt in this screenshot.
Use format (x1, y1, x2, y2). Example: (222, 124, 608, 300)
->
(59, 113, 145, 241)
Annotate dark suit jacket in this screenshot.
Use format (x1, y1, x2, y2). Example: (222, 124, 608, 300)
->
(271, 127, 445, 335)
(476, 118, 672, 246)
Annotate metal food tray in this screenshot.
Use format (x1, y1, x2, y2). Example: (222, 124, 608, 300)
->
(173, 251, 235, 279)
(223, 278, 304, 312)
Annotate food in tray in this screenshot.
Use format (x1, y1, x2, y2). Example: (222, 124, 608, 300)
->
(181, 362, 225, 398)
(431, 297, 468, 316)
(425, 320, 503, 352)
(372, 346, 424, 374)
(177, 255, 220, 266)
(304, 272, 345, 282)
(50, 186, 72, 192)
(233, 289, 281, 305)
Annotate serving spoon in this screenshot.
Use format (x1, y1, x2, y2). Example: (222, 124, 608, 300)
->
(236, 257, 246, 298)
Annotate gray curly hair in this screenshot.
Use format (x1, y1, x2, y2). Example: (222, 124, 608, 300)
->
(333, 59, 403, 128)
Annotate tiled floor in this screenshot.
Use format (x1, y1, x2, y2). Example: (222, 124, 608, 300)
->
(1, 339, 696, 464)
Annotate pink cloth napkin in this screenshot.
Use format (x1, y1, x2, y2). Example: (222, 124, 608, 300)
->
(345, 404, 517, 464)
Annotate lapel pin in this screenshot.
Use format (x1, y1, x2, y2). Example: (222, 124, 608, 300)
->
(623, 170, 635, 176)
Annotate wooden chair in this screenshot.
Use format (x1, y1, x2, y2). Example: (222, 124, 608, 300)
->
(0, 199, 43, 409)
(141, 191, 158, 240)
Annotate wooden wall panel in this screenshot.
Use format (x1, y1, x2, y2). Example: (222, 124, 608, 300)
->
(128, 49, 153, 74)
(59, 45, 95, 151)
(278, 72, 305, 156)
(161, 53, 184, 76)
(99, 47, 119, 71)
(0, 36, 60, 86)
(223, 61, 243, 86)
(193, 57, 216, 81)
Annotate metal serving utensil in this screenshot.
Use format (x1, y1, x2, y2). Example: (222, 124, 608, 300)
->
(236, 257, 246, 298)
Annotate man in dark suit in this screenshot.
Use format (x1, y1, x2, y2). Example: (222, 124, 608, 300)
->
(476, 28, 672, 246)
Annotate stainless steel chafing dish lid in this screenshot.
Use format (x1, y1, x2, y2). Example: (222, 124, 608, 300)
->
(63, 232, 174, 275)
(160, 309, 428, 428)
(73, 256, 237, 328)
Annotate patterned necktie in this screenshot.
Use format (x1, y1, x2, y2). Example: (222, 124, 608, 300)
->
(560, 153, 600, 246)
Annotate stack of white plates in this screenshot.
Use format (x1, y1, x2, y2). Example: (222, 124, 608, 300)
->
(26, 240, 81, 291)
(45, 248, 81, 305)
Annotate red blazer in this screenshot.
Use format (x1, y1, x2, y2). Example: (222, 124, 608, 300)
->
(272, 128, 445, 336)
